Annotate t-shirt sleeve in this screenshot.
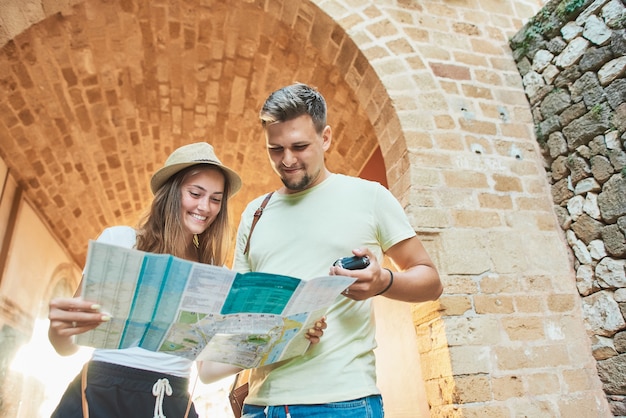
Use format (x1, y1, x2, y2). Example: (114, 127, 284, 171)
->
(95, 225, 137, 249)
(82, 226, 137, 276)
(374, 186, 416, 252)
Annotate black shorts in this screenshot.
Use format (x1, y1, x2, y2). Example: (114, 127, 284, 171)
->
(51, 361, 199, 418)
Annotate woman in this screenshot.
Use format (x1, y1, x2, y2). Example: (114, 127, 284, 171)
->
(48, 142, 325, 418)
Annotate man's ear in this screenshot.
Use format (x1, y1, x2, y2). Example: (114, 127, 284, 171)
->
(321, 125, 332, 151)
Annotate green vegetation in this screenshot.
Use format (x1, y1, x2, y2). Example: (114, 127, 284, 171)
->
(510, 10, 550, 56)
(510, 0, 588, 56)
(590, 103, 603, 119)
(556, 0, 586, 17)
(535, 125, 546, 145)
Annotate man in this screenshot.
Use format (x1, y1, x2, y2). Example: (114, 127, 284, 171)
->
(233, 83, 443, 417)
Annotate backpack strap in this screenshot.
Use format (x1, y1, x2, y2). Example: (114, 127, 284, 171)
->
(243, 192, 274, 255)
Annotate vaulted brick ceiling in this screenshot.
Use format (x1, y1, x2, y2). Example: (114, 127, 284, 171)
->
(0, 1, 380, 266)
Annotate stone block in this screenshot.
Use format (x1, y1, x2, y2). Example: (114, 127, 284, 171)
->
(547, 293, 577, 312)
(493, 173, 523, 192)
(492, 374, 525, 400)
(407, 207, 448, 229)
(475, 295, 515, 314)
(480, 274, 521, 294)
(524, 233, 574, 273)
(441, 275, 478, 294)
(449, 345, 491, 374)
(514, 295, 545, 312)
(458, 118, 497, 135)
(508, 397, 559, 417)
(439, 229, 492, 275)
(452, 209, 502, 228)
(582, 290, 626, 336)
(429, 404, 465, 418)
(515, 195, 553, 211)
(495, 343, 569, 370)
(597, 353, 626, 393)
(445, 316, 501, 346)
(419, 348, 453, 380)
(453, 374, 492, 403)
(439, 295, 472, 316)
(502, 316, 546, 340)
(452, 404, 510, 418)
(525, 372, 561, 396)
(563, 367, 598, 392)
(478, 192, 513, 209)
(442, 170, 489, 189)
(557, 392, 613, 418)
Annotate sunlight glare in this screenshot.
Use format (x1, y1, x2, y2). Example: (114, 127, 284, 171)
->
(10, 318, 93, 417)
(10, 318, 235, 417)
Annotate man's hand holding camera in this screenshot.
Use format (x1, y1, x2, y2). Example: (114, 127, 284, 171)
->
(330, 249, 393, 300)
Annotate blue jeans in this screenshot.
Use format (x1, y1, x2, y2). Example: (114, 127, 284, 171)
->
(241, 395, 384, 417)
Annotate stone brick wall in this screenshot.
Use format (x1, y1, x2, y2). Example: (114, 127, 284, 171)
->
(510, 0, 626, 414)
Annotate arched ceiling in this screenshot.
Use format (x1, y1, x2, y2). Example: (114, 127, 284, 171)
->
(0, 0, 381, 266)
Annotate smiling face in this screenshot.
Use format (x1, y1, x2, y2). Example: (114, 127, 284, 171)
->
(179, 167, 225, 240)
(265, 114, 332, 194)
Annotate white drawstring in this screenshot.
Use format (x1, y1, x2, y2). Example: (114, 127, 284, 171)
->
(152, 378, 173, 418)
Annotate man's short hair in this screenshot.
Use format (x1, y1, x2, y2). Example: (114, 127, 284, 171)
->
(259, 83, 327, 134)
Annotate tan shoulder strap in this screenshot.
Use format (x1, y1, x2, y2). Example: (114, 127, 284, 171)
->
(183, 374, 198, 418)
(243, 192, 274, 255)
(81, 363, 89, 418)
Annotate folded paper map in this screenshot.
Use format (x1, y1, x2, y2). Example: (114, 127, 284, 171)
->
(76, 240, 355, 368)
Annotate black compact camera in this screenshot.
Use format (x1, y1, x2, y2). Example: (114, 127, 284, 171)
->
(333, 255, 370, 270)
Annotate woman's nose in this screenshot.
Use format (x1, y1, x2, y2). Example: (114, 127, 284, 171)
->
(197, 197, 210, 211)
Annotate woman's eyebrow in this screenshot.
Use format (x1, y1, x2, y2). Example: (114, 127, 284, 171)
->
(188, 184, 224, 194)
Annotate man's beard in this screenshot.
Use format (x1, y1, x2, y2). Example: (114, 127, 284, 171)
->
(281, 174, 312, 191)
(280, 167, 319, 192)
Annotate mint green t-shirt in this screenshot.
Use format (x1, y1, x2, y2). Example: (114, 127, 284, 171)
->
(233, 174, 416, 405)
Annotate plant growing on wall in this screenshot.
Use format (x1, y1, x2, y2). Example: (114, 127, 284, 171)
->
(509, 0, 592, 57)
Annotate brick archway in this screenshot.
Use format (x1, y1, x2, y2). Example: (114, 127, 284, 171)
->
(0, 0, 405, 266)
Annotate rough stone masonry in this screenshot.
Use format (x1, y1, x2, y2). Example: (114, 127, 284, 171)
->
(511, 0, 626, 415)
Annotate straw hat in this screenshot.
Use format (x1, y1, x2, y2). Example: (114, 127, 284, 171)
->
(150, 142, 242, 196)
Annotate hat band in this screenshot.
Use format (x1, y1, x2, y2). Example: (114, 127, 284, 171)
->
(191, 158, 220, 164)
